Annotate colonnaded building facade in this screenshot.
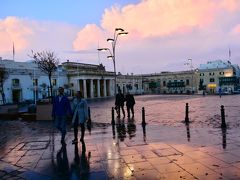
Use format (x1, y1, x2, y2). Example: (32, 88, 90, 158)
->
(0, 57, 239, 104)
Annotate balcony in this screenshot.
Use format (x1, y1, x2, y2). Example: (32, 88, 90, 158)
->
(167, 81, 185, 88)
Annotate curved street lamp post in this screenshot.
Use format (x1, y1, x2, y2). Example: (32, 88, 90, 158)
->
(98, 28, 128, 96)
(185, 59, 194, 93)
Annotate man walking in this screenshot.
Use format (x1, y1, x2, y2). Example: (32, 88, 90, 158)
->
(52, 87, 72, 144)
(115, 89, 125, 118)
(125, 92, 135, 118)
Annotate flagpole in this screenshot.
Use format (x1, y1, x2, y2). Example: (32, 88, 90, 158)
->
(229, 48, 231, 61)
(13, 42, 15, 61)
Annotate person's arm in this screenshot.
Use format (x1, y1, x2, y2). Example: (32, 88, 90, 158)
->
(66, 97, 72, 115)
(52, 97, 56, 118)
(84, 100, 89, 120)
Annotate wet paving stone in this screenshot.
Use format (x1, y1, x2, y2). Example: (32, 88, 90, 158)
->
(1, 95, 240, 179)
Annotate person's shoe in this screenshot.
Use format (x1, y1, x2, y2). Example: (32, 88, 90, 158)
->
(72, 138, 78, 144)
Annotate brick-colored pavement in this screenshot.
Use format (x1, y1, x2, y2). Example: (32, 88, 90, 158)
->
(0, 95, 240, 179)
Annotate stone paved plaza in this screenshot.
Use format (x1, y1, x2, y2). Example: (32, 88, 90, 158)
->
(0, 95, 240, 179)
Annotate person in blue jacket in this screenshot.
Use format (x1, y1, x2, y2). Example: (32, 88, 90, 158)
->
(52, 87, 72, 144)
(71, 91, 89, 143)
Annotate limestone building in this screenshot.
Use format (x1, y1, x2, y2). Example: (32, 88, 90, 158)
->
(61, 61, 115, 98)
(197, 60, 240, 94)
(142, 71, 197, 94)
(0, 59, 67, 104)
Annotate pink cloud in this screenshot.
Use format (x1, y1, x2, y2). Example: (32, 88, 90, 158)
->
(73, 24, 105, 50)
(0, 17, 33, 53)
(101, 0, 218, 38)
(232, 24, 240, 34)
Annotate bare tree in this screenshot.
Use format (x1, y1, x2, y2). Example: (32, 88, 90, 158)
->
(0, 65, 8, 104)
(30, 50, 59, 102)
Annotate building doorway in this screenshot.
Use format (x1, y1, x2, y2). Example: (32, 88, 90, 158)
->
(12, 90, 21, 103)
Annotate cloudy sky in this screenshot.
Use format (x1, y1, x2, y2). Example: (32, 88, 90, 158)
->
(1, 0, 240, 74)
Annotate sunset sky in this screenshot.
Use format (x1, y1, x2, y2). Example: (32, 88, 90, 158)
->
(1, 0, 240, 74)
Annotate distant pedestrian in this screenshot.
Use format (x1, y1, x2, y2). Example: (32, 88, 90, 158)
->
(219, 87, 222, 98)
(52, 87, 72, 144)
(115, 89, 125, 118)
(125, 92, 135, 118)
(72, 91, 88, 144)
(2, 92, 6, 104)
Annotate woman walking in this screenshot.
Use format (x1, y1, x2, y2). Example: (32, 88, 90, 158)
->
(72, 91, 89, 143)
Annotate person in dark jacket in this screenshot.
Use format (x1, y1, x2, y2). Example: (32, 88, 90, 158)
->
(52, 87, 72, 144)
(125, 92, 135, 118)
(115, 89, 125, 118)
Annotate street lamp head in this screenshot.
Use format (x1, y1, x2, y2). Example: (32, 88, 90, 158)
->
(107, 55, 114, 59)
(107, 38, 114, 42)
(118, 32, 128, 36)
(115, 28, 124, 32)
(97, 48, 109, 51)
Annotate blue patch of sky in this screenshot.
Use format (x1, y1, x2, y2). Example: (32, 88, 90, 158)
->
(1, 0, 139, 26)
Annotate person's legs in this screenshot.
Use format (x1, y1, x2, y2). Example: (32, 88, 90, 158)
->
(73, 118, 78, 143)
(131, 106, 134, 117)
(60, 116, 67, 143)
(121, 105, 125, 117)
(127, 106, 130, 117)
(80, 123, 85, 141)
(117, 106, 120, 118)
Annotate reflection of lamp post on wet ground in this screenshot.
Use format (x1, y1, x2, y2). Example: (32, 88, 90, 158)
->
(98, 28, 128, 96)
(185, 59, 194, 94)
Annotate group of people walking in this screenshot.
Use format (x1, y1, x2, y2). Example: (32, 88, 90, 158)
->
(52, 87, 136, 145)
(115, 89, 135, 119)
(52, 87, 88, 145)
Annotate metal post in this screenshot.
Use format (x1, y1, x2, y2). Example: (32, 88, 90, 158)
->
(111, 107, 115, 125)
(142, 107, 146, 125)
(185, 103, 189, 123)
(221, 105, 226, 128)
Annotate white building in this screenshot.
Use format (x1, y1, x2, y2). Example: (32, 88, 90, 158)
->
(197, 60, 240, 94)
(0, 59, 117, 104)
(61, 61, 115, 98)
(0, 59, 67, 104)
(116, 73, 143, 95)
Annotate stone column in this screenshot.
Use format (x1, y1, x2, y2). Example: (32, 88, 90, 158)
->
(90, 79, 94, 98)
(103, 79, 107, 97)
(97, 79, 101, 98)
(111, 79, 114, 96)
(83, 79, 87, 98)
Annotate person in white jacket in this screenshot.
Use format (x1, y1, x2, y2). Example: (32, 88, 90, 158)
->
(72, 91, 89, 143)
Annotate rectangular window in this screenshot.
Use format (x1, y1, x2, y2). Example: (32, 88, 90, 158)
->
(186, 79, 190, 85)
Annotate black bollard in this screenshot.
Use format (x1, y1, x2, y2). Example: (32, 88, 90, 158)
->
(111, 107, 115, 125)
(185, 103, 189, 124)
(142, 107, 146, 125)
(221, 105, 226, 128)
